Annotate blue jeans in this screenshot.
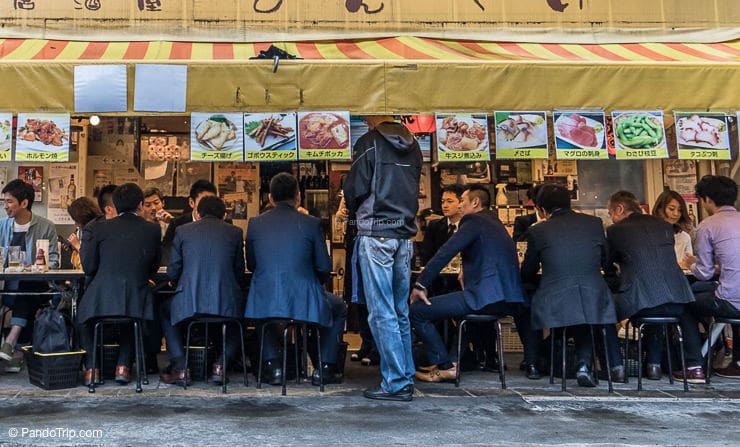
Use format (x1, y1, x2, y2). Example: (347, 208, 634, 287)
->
(357, 236, 415, 393)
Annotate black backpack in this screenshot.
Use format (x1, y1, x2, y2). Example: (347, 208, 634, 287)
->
(32, 307, 71, 354)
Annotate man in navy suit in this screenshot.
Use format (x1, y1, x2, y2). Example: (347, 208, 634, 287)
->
(410, 185, 535, 382)
(245, 173, 346, 386)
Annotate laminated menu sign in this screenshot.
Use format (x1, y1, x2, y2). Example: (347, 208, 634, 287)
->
(15, 113, 70, 162)
(191, 112, 243, 161)
(297, 111, 351, 160)
(611, 111, 668, 159)
(435, 113, 490, 162)
(553, 111, 608, 160)
(674, 112, 731, 160)
(0, 113, 11, 161)
(243, 113, 297, 162)
(494, 111, 549, 159)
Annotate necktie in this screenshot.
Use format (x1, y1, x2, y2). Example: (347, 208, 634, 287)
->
(447, 223, 457, 238)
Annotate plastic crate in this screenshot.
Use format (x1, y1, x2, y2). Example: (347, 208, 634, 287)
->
(100, 344, 128, 379)
(500, 317, 524, 353)
(22, 346, 85, 390)
(187, 346, 216, 381)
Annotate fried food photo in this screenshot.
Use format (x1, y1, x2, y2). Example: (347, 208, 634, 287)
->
(438, 116, 487, 151)
(195, 116, 238, 151)
(246, 115, 295, 148)
(18, 118, 68, 147)
(299, 113, 350, 149)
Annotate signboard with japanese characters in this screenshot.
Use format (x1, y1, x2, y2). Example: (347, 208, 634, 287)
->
(15, 113, 70, 162)
(494, 111, 549, 159)
(435, 113, 490, 162)
(553, 110, 608, 160)
(297, 111, 352, 161)
(191, 112, 244, 162)
(674, 112, 731, 160)
(611, 111, 668, 159)
(243, 113, 297, 162)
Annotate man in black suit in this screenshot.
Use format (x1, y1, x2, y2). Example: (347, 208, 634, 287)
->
(78, 183, 162, 385)
(512, 184, 543, 242)
(161, 179, 217, 265)
(521, 184, 618, 387)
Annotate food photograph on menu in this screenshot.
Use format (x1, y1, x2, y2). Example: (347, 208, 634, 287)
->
(494, 111, 548, 159)
(611, 111, 668, 159)
(674, 112, 731, 160)
(190, 112, 244, 161)
(0, 113, 11, 161)
(553, 111, 608, 159)
(435, 113, 490, 162)
(297, 111, 351, 160)
(15, 113, 70, 162)
(244, 112, 297, 162)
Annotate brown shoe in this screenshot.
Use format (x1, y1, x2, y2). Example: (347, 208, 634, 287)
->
(211, 363, 226, 384)
(673, 367, 706, 384)
(114, 365, 130, 384)
(714, 363, 740, 379)
(160, 367, 191, 385)
(83, 368, 100, 386)
(415, 365, 457, 383)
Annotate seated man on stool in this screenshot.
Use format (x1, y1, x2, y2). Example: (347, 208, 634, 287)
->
(410, 184, 540, 382)
(245, 173, 346, 386)
(162, 196, 247, 385)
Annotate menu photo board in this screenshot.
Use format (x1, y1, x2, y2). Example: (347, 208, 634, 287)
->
(611, 111, 668, 160)
(297, 111, 351, 161)
(674, 112, 731, 160)
(435, 113, 490, 162)
(15, 113, 70, 162)
(553, 110, 608, 160)
(190, 112, 244, 162)
(0, 113, 11, 162)
(493, 111, 548, 159)
(243, 113, 297, 162)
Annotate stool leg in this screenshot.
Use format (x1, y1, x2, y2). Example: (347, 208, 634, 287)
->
(706, 321, 714, 385)
(282, 324, 291, 396)
(133, 321, 143, 393)
(137, 321, 149, 385)
(549, 329, 555, 385)
(204, 323, 210, 384)
(237, 321, 248, 387)
(183, 321, 194, 390)
(316, 325, 324, 392)
(624, 321, 630, 384)
(295, 325, 302, 384)
(455, 320, 466, 387)
(664, 325, 674, 385)
(674, 324, 689, 392)
(97, 325, 105, 385)
(561, 327, 567, 392)
(257, 323, 267, 389)
(221, 322, 227, 394)
(637, 323, 644, 391)
(589, 326, 599, 386)
(301, 323, 308, 380)
(495, 320, 506, 390)
(89, 322, 101, 393)
(601, 326, 613, 393)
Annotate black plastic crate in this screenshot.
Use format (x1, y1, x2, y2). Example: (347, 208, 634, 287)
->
(187, 346, 216, 381)
(22, 346, 85, 390)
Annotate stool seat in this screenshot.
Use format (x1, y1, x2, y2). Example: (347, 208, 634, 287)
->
(631, 316, 681, 324)
(714, 317, 740, 325)
(460, 314, 504, 323)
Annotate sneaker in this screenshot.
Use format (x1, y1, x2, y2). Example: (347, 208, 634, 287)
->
(4, 356, 23, 373)
(672, 367, 706, 384)
(714, 363, 740, 379)
(0, 342, 13, 361)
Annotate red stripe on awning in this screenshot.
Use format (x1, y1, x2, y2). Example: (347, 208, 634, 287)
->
(542, 43, 584, 60)
(580, 45, 631, 61)
(622, 44, 676, 61)
(213, 43, 234, 59)
(335, 41, 374, 59)
(420, 38, 478, 60)
(377, 38, 434, 59)
(253, 42, 272, 57)
(123, 42, 150, 59)
(295, 42, 323, 59)
(714, 42, 740, 57)
(32, 40, 68, 60)
(497, 43, 542, 60)
(457, 41, 519, 60)
(0, 39, 25, 58)
(79, 42, 110, 59)
(665, 43, 734, 62)
(170, 42, 192, 59)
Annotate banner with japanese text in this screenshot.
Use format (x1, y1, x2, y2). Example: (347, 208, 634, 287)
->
(494, 111, 548, 159)
(244, 113, 297, 162)
(611, 111, 668, 160)
(674, 112, 731, 160)
(15, 113, 70, 162)
(435, 113, 490, 162)
(297, 111, 351, 161)
(553, 110, 608, 160)
(191, 113, 244, 162)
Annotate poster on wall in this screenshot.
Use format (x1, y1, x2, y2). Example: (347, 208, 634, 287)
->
(191, 113, 243, 162)
(674, 112, 731, 160)
(215, 162, 259, 222)
(17, 166, 43, 202)
(494, 111, 549, 159)
(297, 111, 351, 160)
(144, 134, 190, 162)
(47, 163, 78, 225)
(611, 111, 668, 159)
(553, 110, 608, 160)
(175, 163, 212, 198)
(15, 113, 70, 162)
(0, 113, 12, 161)
(435, 113, 490, 162)
(243, 113, 296, 162)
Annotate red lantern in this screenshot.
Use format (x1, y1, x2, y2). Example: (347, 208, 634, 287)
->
(401, 115, 436, 134)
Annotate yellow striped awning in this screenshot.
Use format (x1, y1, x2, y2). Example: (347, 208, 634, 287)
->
(2, 38, 740, 63)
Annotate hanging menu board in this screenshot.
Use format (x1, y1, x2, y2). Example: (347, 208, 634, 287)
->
(611, 111, 668, 159)
(553, 110, 608, 160)
(435, 113, 490, 162)
(297, 111, 352, 161)
(191, 112, 244, 162)
(674, 112, 731, 160)
(493, 111, 548, 159)
(243, 113, 297, 162)
(0, 113, 11, 162)
(15, 113, 70, 162)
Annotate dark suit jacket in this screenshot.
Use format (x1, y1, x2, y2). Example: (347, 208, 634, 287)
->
(605, 212, 694, 320)
(521, 209, 616, 330)
(78, 213, 161, 324)
(417, 210, 526, 311)
(512, 212, 537, 242)
(420, 217, 454, 264)
(244, 202, 333, 327)
(167, 216, 247, 325)
(161, 212, 193, 266)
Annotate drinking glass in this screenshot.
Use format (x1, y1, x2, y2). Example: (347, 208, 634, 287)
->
(19, 251, 26, 271)
(8, 246, 21, 271)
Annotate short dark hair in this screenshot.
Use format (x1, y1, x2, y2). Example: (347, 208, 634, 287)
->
(113, 183, 144, 214)
(695, 175, 738, 207)
(97, 184, 118, 211)
(465, 184, 491, 209)
(68, 197, 102, 227)
(197, 195, 226, 219)
(189, 179, 217, 200)
(142, 187, 163, 200)
(2, 179, 34, 210)
(608, 190, 642, 215)
(270, 173, 298, 203)
(536, 184, 570, 213)
(531, 184, 544, 206)
(441, 184, 466, 200)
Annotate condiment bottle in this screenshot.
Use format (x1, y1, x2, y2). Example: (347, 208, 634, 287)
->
(35, 248, 47, 272)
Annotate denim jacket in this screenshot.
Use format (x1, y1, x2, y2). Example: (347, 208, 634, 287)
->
(0, 213, 59, 269)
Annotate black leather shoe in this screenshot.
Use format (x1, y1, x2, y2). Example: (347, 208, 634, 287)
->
(260, 361, 284, 386)
(646, 364, 662, 380)
(363, 384, 414, 402)
(311, 363, 343, 386)
(610, 365, 626, 383)
(525, 363, 541, 380)
(576, 365, 598, 387)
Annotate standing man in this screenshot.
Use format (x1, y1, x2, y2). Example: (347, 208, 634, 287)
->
(344, 115, 422, 401)
(0, 180, 59, 370)
(142, 187, 173, 240)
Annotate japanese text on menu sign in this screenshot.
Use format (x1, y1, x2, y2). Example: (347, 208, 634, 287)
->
(244, 113, 297, 162)
(297, 111, 352, 161)
(553, 111, 608, 160)
(611, 111, 668, 160)
(15, 113, 70, 162)
(435, 113, 490, 162)
(674, 112, 731, 160)
(494, 111, 549, 159)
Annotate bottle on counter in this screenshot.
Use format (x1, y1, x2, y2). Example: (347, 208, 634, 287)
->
(35, 248, 47, 272)
(67, 174, 76, 204)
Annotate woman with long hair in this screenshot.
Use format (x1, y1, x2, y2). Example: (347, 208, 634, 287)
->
(652, 190, 694, 266)
(66, 197, 103, 269)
